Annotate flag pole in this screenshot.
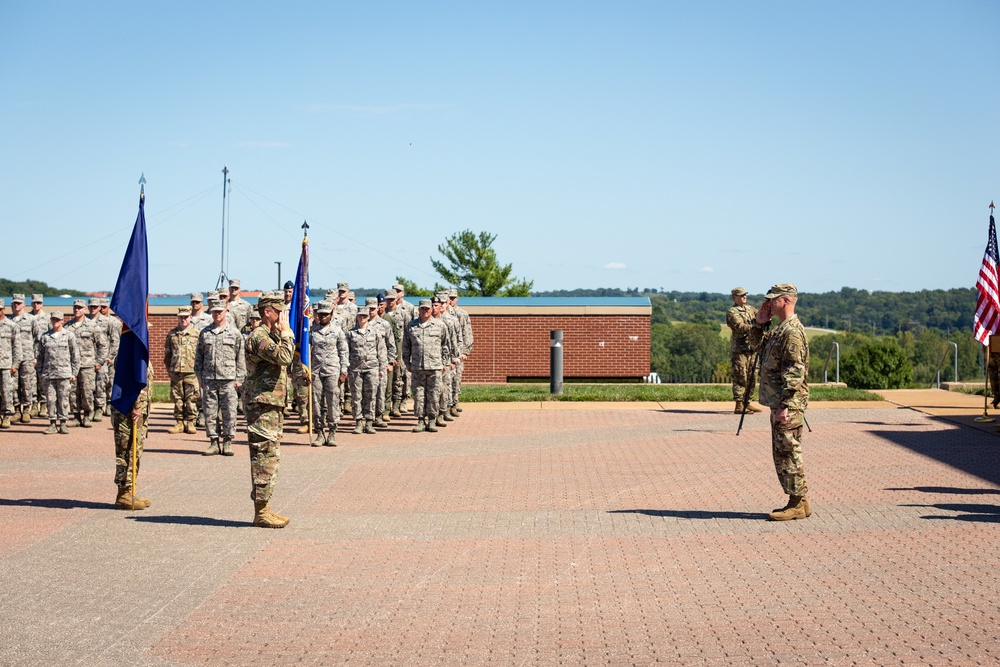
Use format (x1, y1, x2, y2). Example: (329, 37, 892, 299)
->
(976, 202, 997, 423)
(130, 175, 146, 505)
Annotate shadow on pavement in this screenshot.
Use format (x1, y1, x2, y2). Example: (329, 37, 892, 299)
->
(144, 448, 205, 455)
(869, 421, 1000, 487)
(127, 515, 248, 527)
(0, 498, 111, 510)
(609, 509, 766, 520)
(886, 486, 1000, 495)
(902, 502, 1000, 523)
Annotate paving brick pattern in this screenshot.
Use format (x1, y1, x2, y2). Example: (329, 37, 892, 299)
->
(2, 403, 1000, 665)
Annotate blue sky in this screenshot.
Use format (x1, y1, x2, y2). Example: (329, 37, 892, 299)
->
(1, 1, 998, 295)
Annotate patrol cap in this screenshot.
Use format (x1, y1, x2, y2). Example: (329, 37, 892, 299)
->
(50, 310, 64, 320)
(12, 293, 25, 303)
(392, 284, 405, 292)
(207, 290, 220, 300)
(89, 297, 101, 307)
(190, 293, 203, 302)
(257, 290, 288, 311)
(356, 308, 370, 318)
(365, 297, 377, 307)
(385, 287, 398, 298)
(100, 298, 111, 307)
(73, 299, 86, 308)
(447, 289, 458, 298)
(432, 295, 446, 304)
(249, 311, 262, 320)
(765, 283, 798, 299)
(325, 289, 338, 300)
(418, 299, 432, 309)
(209, 299, 227, 312)
(229, 279, 241, 288)
(32, 294, 44, 304)
(178, 306, 192, 316)
(316, 301, 333, 315)
(337, 281, 350, 292)
(731, 287, 747, 297)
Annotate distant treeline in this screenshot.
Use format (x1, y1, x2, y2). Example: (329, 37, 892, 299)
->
(0, 278, 81, 297)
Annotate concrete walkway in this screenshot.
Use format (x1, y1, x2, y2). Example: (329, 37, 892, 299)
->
(2, 391, 1000, 665)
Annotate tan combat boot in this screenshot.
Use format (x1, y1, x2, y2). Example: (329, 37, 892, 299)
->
(374, 416, 387, 428)
(425, 418, 438, 433)
(390, 400, 402, 418)
(203, 438, 220, 456)
(296, 424, 310, 434)
(352, 420, 364, 435)
(29, 402, 40, 417)
(435, 415, 448, 428)
(311, 432, 325, 447)
(184, 420, 196, 434)
(38, 402, 48, 418)
(44, 421, 59, 435)
(771, 495, 812, 517)
(114, 486, 150, 510)
(0, 415, 10, 429)
(221, 439, 234, 456)
(253, 501, 289, 528)
(58, 421, 70, 434)
(734, 401, 743, 415)
(167, 420, 185, 434)
(747, 402, 763, 414)
(324, 431, 337, 447)
(92, 408, 104, 423)
(20, 407, 31, 424)
(450, 406, 460, 418)
(441, 410, 454, 422)
(364, 420, 376, 434)
(768, 495, 810, 521)
(412, 419, 427, 433)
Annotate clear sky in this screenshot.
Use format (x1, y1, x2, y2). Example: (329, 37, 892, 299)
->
(1, 1, 998, 296)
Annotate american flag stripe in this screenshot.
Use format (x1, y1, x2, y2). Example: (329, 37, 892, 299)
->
(974, 213, 1000, 344)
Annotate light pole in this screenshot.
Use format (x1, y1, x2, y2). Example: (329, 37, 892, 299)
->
(275, 262, 281, 289)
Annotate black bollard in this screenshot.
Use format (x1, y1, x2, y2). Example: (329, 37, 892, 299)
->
(550, 330, 563, 395)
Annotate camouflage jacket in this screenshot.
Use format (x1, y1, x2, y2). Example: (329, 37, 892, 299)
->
(195, 324, 246, 383)
(64, 317, 108, 368)
(190, 310, 213, 332)
(370, 315, 397, 364)
(441, 312, 462, 361)
(750, 314, 809, 411)
(453, 305, 474, 355)
(310, 321, 349, 377)
(32, 312, 51, 340)
(8, 312, 37, 362)
(403, 316, 454, 371)
(383, 307, 405, 362)
(0, 318, 21, 368)
(164, 323, 199, 375)
(37, 328, 80, 379)
(726, 304, 758, 356)
(228, 297, 252, 331)
(105, 316, 122, 361)
(346, 323, 387, 372)
(244, 326, 295, 406)
(335, 302, 358, 332)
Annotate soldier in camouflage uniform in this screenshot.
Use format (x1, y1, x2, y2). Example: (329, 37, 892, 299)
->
(244, 291, 295, 528)
(334, 282, 358, 415)
(448, 289, 473, 416)
(0, 299, 22, 428)
(65, 299, 108, 428)
(8, 294, 37, 424)
(36, 311, 79, 435)
(346, 308, 386, 434)
(190, 293, 213, 331)
(112, 364, 153, 510)
(195, 300, 246, 456)
(227, 279, 252, 331)
(726, 287, 763, 415)
(748, 284, 811, 522)
(164, 306, 201, 435)
(99, 298, 122, 415)
(433, 294, 461, 428)
(367, 296, 397, 428)
(383, 287, 407, 418)
(308, 301, 348, 446)
(403, 299, 454, 433)
(30, 294, 50, 417)
(240, 310, 262, 340)
(394, 283, 416, 405)
(87, 297, 112, 421)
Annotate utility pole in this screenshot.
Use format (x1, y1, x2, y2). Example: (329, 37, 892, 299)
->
(275, 262, 282, 289)
(215, 165, 230, 290)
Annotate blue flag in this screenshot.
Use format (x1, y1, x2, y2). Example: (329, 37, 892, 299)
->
(110, 193, 149, 413)
(290, 234, 310, 369)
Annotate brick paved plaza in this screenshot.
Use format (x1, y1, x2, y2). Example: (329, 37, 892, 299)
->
(2, 395, 1000, 666)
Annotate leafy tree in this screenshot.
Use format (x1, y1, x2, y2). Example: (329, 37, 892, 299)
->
(841, 339, 914, 389)
(650, 321, 729, 382)
(430, 230, 533, 296)
(394, 276, 433, 297)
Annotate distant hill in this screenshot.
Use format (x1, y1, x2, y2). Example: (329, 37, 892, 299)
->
(0, 278, 85, 297)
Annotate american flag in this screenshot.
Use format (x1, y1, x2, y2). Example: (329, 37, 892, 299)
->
(974, 208, 1000, 344)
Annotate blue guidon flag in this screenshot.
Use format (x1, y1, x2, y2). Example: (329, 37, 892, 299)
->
(110, 189, 150, 413)
(290, 228, 310, 371)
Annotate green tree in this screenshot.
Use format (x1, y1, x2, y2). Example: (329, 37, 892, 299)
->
(841, 339, 914, 389)
(650, 321, 729, 382)
(394, 276, 433, 297)
(430, 230, 533, 296)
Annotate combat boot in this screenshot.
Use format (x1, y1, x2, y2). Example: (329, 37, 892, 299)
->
(449, 406, 460, 418)
(167, 420, 185, 434)
(58, 421, 70, 435)
(114, 486, 150, 510)
(768, 495, 810, 521)
(296, 424, 310, 434)
(203, 438, 220, 456)
(374, 416, 387, 428)
(103, 405, 111, 417)
(184, 420, 196, 434)
(311, 432, 325, 447)
(81, 416, 92, 428)
(20, 407, 31, 424)
(455, 404, 462, 413)
(425, 419, 438, 433)
(196, 413, 205, 428)
(44, 421, 58, 435)
(364, 420, 376, 434)
(412, 419, 427, 433)
(29, 402, 40, 417)
(38, 402, 48, 418)
(771, 495, 812, 517)
(221, 439, 234, 456)
(747, 402, 763, 414)
(324, 431, 337, 447)
(435, 415, 448, 428)
(0, 415, 10, 429)
(734, 401, 743, 415)
(441, 411, 454, 422)
(390, 400, 402, 418)
(253, 500, 289, 528)
(92, 408, 103, 423)
(352, 420, 364, 435)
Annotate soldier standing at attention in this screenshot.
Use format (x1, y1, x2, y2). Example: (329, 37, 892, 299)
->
(227, 279, 252, 331)
(448, 289, 473, 416)
(87, 297, 111, 422)
(0, 299, 22, 429)
(164, 306, 200, 435)
(244, 291, 295, 528)
(195, 300, 245, 456)
(191, 293, 212, 331)
(383, 288, 406, 419)
(65, 299, 108, 428)
(749, 284, 811, 522)
(36, 311, 79, 435)
(346, 308, 386, 435)
(9, 294, 37, 424)
(111, 365, 153, 510)
(394, 284, 416, 409)
(308, 301, 348, 446)
(433, 294, 461, 428)
(99, 298, 121, 416)
(30, 294, 50, 418)
(403, 299, 453, 433)
(726, 287, 763, 415)
(367, 296, 396, 428)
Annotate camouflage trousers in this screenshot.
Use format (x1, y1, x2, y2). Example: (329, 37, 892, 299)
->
(94, 364, 107, 410)
(438, 366, 453, 413)
(312, 374, 342, 431)
(731, 352, 757, 403)
(989, 353, 1000, 400)
(770, 409, 808, 496)
(170, 372, 200, 421)
(376, 365, 391, 417)
(350, 368, 378, 421)
(105, 359, 116, 405)
(202, 379, 238, 440)
(450, 359, 464, 407)
(16, 359, 36, 409)
(45, 378, 71, 421)
(0, 368, 14, 415)
(390, 364, 405, 406)
(112, 407, 148, 488)
(69, 366, 96, 420)
(411, 369, 441, 421)
(245, 403, 283, 504)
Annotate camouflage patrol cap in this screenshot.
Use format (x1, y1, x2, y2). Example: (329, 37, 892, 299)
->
(316, 301, 333, 315)
(337, 282, 350, 292)
(208, 300, 226, 312)
(32, 294, 44, 304)
(447, 289, 458, 298)
(190, 293, 203, 302)
(11, 293, 25, 303)
(418, 299, 432, 309)
(207, 290, 220, 300)
(229, 279, 241, 288)
(731, 287, 747, 296)
(100, 298, 111, 307)
(178, 306, 192, 316)
(385, 287, 398, 298)
(432, 295, 446, 304)
(356, 308, 370, 318)
(257, 290, 288, 311)
(249, 310, 262, 320)
(765, 283, 798, 299)
(88, 297, 101, 306)
(392, 284, 405, 293)
(365, 297, 377, 308)
(50, 310, 63, 320)
(73, 299, 86, 308)
(325, 289, 338, 299)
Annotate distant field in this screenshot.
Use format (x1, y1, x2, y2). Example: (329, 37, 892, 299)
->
(717, 323, 837, 341)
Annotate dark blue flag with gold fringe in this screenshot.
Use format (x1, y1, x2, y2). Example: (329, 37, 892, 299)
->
(290, 223, 310, 369)
(110, 185, 149, 413)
